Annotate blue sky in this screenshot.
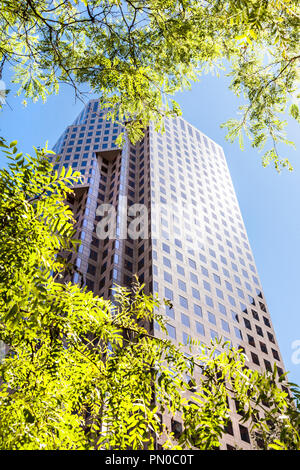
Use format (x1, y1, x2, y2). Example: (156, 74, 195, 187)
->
(1, 69, 300, 385)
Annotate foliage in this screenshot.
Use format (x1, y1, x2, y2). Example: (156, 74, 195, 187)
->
(0, 0, 299, 170)
(0, 143, 299, 450)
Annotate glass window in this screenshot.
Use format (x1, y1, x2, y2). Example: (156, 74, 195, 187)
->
(208, 312, 216, 325)
(216, 288, 224, 299)
(166, 323, 176, 339)
(182, 332, 191, 345)
(181, 313, 190, 328)
(205, 295, 214, 308)
(203, 280, 211, 291)
(192, 288, 200, 300)
(195, 321, 205, 336)
(210, 330, 218, 341)
(199, 253, 207, 263)
(178, 279, 187, 292)
(221, 319, 230, 333)
(162, 243, 170, 254)
(201, 266, 209, 277)
(256, 325, 264, 337)
(164, 271, 172, 283)
(177, 265, 185, 276)
(194, 304, 202, 317)
(165, 305, 175, 319)
(244, 318, 252, 330)
(211, 261, 218, 271)
(225, 281, 233, 292)
(231, 311, 239, 323)
(179, 296, 188, 309)
(164, 287, 173, 300)
(239, 425, 250, 443)
(234, 327, 243, 340)
(222, 267, 229, 277)
(188, 258, 196, 269)
(218, 303, 227, 316)
(237, 288, 245, 299)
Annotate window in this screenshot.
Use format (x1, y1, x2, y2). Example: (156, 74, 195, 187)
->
(244, 318, 252, 330)
(272, 348, 280, 360)
(166, 323, 176, 339)
(256, 325, 263, 337)
(267, 332, 275, 344)
(181, 313, 190, 328)
(222, 267, 229, 277)
(211, 260, 218, 271)
(259, 302, 266, 312)
(183, 332, 191, 345)
(240, 303, 247, 314)
(87, 264, 96, 276)
(178, 279, 187, 292)
(188, 258, 196, 269)
(225, 419, 234, 436)
(199, 253, 206, 263)
(237, 288, 244, 299)
(194, 304, 202, 317)
(201, 266, 209, 277)
(89, 250, 98, 261)
(239, 425, 250, 443)
(210, 330, 218, 341)
(259, 341, 268, 354)
(192, 288, 200, 300)
(179, 296, 188, 309)
(216, 288, 224, 299)
(165, 305, 175, 319)
(231, 311, 239, 323)
(208, 312, 216, 325)
(221, 319, 230, 333)
(195, 321, 205, 336)
(177, 265, 185, 276)
(234, 327, 243, 340)
(163, 256, 171, 268)
(164, 287, 173, 300)
(218, 303, 227, 316)
(205, 296, 214, 308)
(264, 359, 272, 372)
(162, 243, 170, 254)
(251, 352, 260, 365)
(251, 310, 259, 321)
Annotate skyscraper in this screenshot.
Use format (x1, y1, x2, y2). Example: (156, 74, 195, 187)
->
(51, 99, 286, 449)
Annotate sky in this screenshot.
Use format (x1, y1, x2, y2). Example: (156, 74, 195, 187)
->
(1, 69, 300, 385)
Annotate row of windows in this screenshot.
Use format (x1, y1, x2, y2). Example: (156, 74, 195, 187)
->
(155, 240, 260, 300)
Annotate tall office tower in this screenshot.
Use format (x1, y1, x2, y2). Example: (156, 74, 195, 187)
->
(51, 99, 286, 450)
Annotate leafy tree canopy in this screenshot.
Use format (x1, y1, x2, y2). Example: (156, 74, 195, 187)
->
(0, 0, 299, 170)
(0, 141, 299, 450)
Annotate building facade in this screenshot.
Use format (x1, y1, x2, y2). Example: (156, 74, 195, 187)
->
(51, 99, 286, 449)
